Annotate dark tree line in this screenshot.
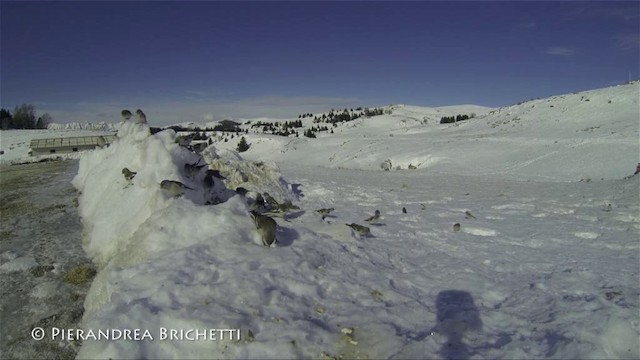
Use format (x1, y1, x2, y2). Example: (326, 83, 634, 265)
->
(1, 104, 53, 130)
(242, 106, 385, 138)
(440, 113, 474, 124)
(311, 107, 384, 126)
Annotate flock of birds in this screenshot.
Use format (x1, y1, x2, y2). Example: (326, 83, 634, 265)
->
(322, 207, 471, 237)
(111, 109, 473, 247)
(112, 109, 297, 247)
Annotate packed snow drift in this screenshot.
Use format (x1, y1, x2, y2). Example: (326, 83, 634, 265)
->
(70, 82, 638, 359)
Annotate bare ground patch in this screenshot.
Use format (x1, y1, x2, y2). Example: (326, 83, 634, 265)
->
(0, 160, 92, 359)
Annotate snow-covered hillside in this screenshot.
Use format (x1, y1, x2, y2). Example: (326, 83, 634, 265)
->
(61, 82, 640, 358)
(220, 82, 638, 182)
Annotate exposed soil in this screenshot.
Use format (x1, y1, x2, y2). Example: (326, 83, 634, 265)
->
(0, 160, 93, 359)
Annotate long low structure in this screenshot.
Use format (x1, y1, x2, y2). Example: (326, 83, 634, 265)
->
(29, 135, 117, 156)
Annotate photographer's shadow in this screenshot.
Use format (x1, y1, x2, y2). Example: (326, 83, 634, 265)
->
(435, 290, 483, 360)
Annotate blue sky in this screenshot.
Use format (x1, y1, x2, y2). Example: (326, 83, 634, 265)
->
(1, 1, 638, 125)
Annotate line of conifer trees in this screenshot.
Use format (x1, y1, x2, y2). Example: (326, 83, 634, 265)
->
(440, 114, 474, 124)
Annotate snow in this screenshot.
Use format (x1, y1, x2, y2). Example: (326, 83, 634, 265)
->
(221, 83, 637, 182)
(0, 255, 38, 272)
(6, 82, 637, 358)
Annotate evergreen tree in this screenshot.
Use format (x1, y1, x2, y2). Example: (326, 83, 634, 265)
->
(0, 108, 13, 130)
(236, 136, 250, 152)
(13, 104, 37, 129)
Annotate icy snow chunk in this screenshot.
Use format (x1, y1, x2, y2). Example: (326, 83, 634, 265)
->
(600, 318, 640, 359)
(1, 250, 19, 261)
(574, 232, 599, 239)
(30, 281, 59, 299)
(0, 255, 37, 272)
(208, 158, 295, 203)
(464, 227, 498, 236)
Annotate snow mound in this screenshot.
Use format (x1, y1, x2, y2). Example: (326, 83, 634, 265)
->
(72, 121, 300, 358)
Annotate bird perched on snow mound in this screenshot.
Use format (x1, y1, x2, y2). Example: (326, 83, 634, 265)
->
(122, 168, 136, 181)
(135, 109, 147, 124)
(250, 210, 277, 247)
(160, 180, 194, 198)
(364, 210, 381, 224)
(346, 223, 370, 237)
(184, 159, 206, 178)
(316, 207, 335, 220)
(263, 199, 300, 218)
(121, 109, 133, 121)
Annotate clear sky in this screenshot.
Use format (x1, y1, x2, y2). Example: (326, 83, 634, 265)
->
(1, 1, 638, 125)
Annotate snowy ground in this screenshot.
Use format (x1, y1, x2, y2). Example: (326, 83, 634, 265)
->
(0, 82, 638, 359)
(273, 164, 639, 359)
(0, 128, 115, 166)
(0, 160, 92, 359)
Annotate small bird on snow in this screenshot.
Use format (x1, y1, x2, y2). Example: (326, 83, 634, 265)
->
(346, 223, 370, 237)
(121, 109, 133, 121)
(263, 192, 279, 208)
(316, 207, 335, 220)
(402, 207, 407, 214)
(264, 200, 300, 218)
(250, 210, 277, 246)
(135, 109, 147, 124)
(160, 180, 194, 198)
(122, 168, 136, 181)
(184, 160, 206, 178)
(364, 210, 381, 224)
(453, 223, 461, 232)
(465, 211, 476, 219)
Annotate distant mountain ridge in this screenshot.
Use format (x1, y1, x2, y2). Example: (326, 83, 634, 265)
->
(47, 122, 119, 131)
